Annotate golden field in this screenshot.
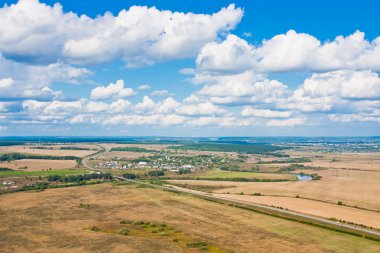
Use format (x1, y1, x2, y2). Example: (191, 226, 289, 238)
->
(0, 183, 379, 253)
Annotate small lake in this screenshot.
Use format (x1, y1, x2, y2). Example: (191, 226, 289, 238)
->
(296, 174, 313, 181)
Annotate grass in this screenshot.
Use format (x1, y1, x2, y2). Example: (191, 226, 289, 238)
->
(1, 183, 379, 252)
(191, 170, 297, 181)
(0, 169, 86, 178)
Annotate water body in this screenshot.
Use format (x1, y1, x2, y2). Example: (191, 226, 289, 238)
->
(296, 174, 313, 181)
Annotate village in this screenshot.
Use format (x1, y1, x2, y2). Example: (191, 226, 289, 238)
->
(92, 153, 234, 173)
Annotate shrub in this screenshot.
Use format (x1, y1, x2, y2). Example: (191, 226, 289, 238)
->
(338, 201, 343, 205)
(187, 242, 208, 249)
(78, 203, 90, 208)
(119, 228, 129, 235)
(90, 226, 100, 232)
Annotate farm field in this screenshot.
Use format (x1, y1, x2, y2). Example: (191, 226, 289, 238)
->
(100, 143, 170, 151)
(0, 159, 77, 171)
(190, 169, 297, 181)
(213, 194, 380, 229)
(283, 151, 380, 171)
(0, 145, 99, 157)
(169, 168, 380, 211)
(100, 151, 151, 159)
(0, 169, 86, 178)
(0, 183, 379, 253)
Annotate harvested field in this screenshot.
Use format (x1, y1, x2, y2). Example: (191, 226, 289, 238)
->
(169, 168, 380, 211)
(101, 143, 170, 151)
(284, 151, 380, 171)
(100, 151, 151, 159)
(0, 183, 379, 253)
(0, 145, 98, 157)
(214, 194, 380, 229)
(0, 159, 77, 171)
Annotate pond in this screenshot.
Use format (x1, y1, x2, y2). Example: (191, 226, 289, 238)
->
(296, 174, 313, 181)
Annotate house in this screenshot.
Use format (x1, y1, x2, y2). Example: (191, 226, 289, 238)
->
(138, 161, 147, 167)
(3, 181, 15, 186)
(181, 164, 194, 170)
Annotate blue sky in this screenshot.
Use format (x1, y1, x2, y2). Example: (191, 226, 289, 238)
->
(0, 0, 380, 136)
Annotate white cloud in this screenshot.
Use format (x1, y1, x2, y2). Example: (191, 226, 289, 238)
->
(135, 96, 156, 112)
(0, 0, 243, 66)
(196, 34, 256, 73)
(176, 102, 228, 116)
(267, 117, 306, 127)
(137, 84, 151, 90)
(86, 101, 109, 112)
(195, 30, 380, 73)
(90, 80, 136, 100)
(241, 107, 292, 118)
(68, 114, 86, 123)
(0, 102, 8, 112)
(0, 78, 14, 90)
(0, 56, 90, 99)
(297, 70, 380, 100)
(156, 97, 180, 114)
(328, 113, 380, 123)
(198, 73, 288, 105)
(109, 99, 131, 113)
(187, 116, 250, 127)
(104, 114, 185, 126)
(150, 89, 172, 97)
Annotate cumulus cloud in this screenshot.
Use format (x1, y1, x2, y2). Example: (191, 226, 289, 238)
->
(328, 113, 380, 123)
(90, 80, 136, 100)
(150, 89, 172, 97)
(0, 78, 13, 91)
(196, 34, 256, 73)
(241, 107, 292, 118)
(137, 84, 151, 90)
(176, 102, 228, 116)
(0, 56, 90, 100)
(196, 30, 380, 73)
(198, 72, 288, 105)
(0, 0, 243, 66)
(296, 70, 380, 100)
(267, 117, 306, 127)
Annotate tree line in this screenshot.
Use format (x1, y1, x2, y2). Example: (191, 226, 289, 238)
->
(47, 172, 113, 182)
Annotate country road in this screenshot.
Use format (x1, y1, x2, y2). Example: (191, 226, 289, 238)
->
(81, 145, 380, 240)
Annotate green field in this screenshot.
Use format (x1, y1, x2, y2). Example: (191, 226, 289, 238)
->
(0, 169, 87, 178)
(190, 170, 297, 181)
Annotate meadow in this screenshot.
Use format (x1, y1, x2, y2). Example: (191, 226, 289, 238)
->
(0, 183, 379, 253)
(0, 168, 86, 178)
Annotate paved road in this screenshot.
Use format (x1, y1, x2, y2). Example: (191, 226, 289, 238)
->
(82, 146, 380, 239)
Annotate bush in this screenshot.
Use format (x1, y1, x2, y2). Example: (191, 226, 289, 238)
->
(90, 226, 100, 232)
(187, 242, 208, 249)
(0, 167, 12, 171)
(147, 170, 165, 177)
(338, 201, 343, 205)
(78, 203, 90, 208)
(122, 173, 138, 179)
(119, 228, 129, 235)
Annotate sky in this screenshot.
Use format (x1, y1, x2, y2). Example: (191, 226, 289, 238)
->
(0, 0, 380, 136)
